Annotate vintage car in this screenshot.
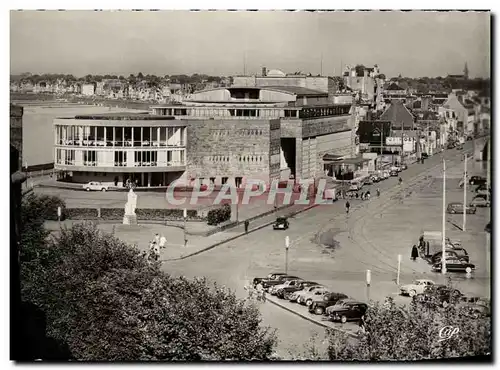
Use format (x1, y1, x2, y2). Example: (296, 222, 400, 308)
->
(401, 163, 408, 170)
(414, 285, 463, 307)
(447, 202, 476, 214)
(431, 258, 475, 273)
(475, 185, 491, 196)
(470, 196, 491, 208)
(308, 292, 349, 315)
(469, 176, 487, 186)
(389, 170, 399, 177)
(298, 287, 330, 306)
(431, 248, 470, 264)
(327, 300, 368, 323)
(252, 272, 287, 287)
(364, 177, 373, 185)
(276, 281, 319, 299)
(261, 275, 302, 291)
(400, 279, 435, 297)
(83, 181, 109, 192)
(289, 285, 325, 303)
(273, 217, 289, 230)
(269, 279, 303, 295)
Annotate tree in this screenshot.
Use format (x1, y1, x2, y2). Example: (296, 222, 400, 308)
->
(326, 295, 491, 361)
(137, 72, 144, 79)
(20, 220, 277, 360)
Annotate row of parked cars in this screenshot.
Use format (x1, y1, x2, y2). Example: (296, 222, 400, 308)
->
(252, 273, 367, 323)
(417, 234, 476, 273)
(399, 279, 490, 317)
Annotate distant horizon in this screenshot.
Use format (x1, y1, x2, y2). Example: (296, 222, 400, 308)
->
(10, 10, 490, 78)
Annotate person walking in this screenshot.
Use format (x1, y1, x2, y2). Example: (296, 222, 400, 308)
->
(399, 177, 403, 185)
(244, 220, 249, 233)
(366, 191, 371, 200)
(355, 192, 359, 199)
(411, 245, 419, 261)
(360, 192, 365, 200)
(376, 188, 381, 197)
(345, 200, 351, 214)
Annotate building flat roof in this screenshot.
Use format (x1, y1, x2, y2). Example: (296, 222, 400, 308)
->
(264, 86, 328, 96)
(59, 113, 175, 121)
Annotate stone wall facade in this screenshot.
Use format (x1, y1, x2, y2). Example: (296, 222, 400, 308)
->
(186, 118, 280, 186)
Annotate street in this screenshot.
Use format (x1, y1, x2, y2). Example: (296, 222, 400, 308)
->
(161, 139, 490, 358)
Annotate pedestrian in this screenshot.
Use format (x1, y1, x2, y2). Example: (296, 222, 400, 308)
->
(366, 192, 371, 200)
(411, 245, 419, 261)
(355, 192, 359, 199)
(345, 200, 350, 214)
(159, 235, 166, 249)
(376, 188, 380, 197)
(399, 177, 403, 185)
(360, 192, 365, 200)
(244, 220, 249, 233)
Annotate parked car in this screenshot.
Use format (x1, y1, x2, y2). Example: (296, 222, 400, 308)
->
(401, 163, 408, 170)
(447, 202, 476, 214)
(432, 258, 475, 273)
(83, 181, 109, 192)
(485, 222, 491, 233)
(270, 279, 303, 295)
(364, 177, 373, 185)
(414, 285, 463, 307)
(308, 292, 349, 315)
(273, 217, 289, 230)
(261, 275, 302, 291)
(431, 249, 469, 264)
(475, 185, 491, 196)
(290, 285, 325, 303)
(456, 144, 464, 150)
(349, 181, 362, 191)
(298, 287, 330, 306)
(371, 174, 381, 183)
(400, 279, 435, 297)
(252, 272, 287, 287)
(447, 142, 456, 149)
(470, 196, 491, 208)
(276, 281, 319, 299)
(382, 170, 390, 179)
(469, 176, 487, 186)
(327, 300, 368, 323)
(390, 170, 398, 177)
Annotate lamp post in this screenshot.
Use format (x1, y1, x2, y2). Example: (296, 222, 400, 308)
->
(462, 154, 468, 232)
(366, 269, 371, 301)
(183, 208, 187, 247)
(442, 159, 447, 274)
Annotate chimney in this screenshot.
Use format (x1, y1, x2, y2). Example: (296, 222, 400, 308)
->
(262, 67, 267, 77)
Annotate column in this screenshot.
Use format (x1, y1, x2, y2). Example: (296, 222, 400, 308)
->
(141, 172, 144, 187)
(147, 172, 151, 187)
(295, 138, 302, 180)
(54, 125, 58, 145)
(112, 127, 115, 147)
(157, 127, 160, 146)
(140, 127, 143, 147)
(104, 127, 107, 146)
(131, 127, 134, 147)
(94, 126, 97, 142)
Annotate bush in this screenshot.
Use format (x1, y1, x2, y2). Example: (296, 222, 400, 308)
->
(100, 208, 124, 220)
(23, 194, 66, 221)
(64, 208, 99, 220)
(207, 204, 231, 225)
(20, 222, 277, 360)
(326, 293, 491, 361)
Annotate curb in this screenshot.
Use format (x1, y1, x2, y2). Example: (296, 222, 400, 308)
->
(266, 296, 359, 338)
(163, 203, 319, 261)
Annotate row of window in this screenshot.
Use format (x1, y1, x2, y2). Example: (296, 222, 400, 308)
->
(57, 140, 184, 147)
(207, 155, 265, 163)
(212, 129, 265, 137)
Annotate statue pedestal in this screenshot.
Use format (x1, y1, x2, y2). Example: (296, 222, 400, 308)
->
(123, 214, 138, 225)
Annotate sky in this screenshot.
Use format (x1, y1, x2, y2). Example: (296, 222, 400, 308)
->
(10, 10, 491, 78)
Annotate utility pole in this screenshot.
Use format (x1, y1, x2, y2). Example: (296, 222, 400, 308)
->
(463, 154, 467, 232)
(442, 159, 447, 274)
(320, 53, 323, 76)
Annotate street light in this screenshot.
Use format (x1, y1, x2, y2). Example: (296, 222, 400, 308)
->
(183, 208, 187, 247)
(442, 159, 447, 274)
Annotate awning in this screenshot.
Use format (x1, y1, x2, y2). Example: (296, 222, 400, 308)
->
(322, 154, 344, 162)
(323, 156, 370, 165)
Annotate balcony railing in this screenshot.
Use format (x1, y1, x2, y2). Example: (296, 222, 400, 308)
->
(57, 139, 185, 148)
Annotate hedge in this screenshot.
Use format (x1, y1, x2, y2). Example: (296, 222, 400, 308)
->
(25, 194, 66, 221)
(207, 204, 231, 226)
(57, 208, 201, 221)
(64, 208, 99, 220)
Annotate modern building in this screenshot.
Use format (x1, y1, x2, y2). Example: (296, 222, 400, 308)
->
(53, 113, 187, 187)
(54, 85, 356, 188)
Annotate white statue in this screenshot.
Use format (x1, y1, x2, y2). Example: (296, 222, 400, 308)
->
(125, 188, 137, 216)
